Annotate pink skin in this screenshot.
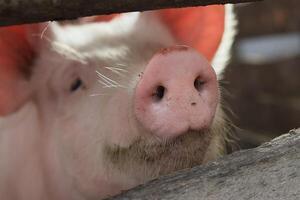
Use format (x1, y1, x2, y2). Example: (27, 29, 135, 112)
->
(135, 46, 219, 139)
(0, 5, 235, 199)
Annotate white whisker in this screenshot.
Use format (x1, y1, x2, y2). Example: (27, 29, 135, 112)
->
(103, 85, 118, 88)
(103, 84, 127, 89)
(40, 22, 51, 39)
(104, 67, 128, 77)
(95, 70, 122, 88)
(117, 85, 128, 89)
(111, 67, 128, 72)
(96, 71, 119, 85)
(116, 63, 127, 67)
(97, 80, 114, 88)
(33, 32, 88, 65)
(97, 77, 117, 88)
(89, 93, 109, 97)
(31, 33, 52, 43)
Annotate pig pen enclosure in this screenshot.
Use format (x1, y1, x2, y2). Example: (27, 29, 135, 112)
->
(0, 0, 299, 199)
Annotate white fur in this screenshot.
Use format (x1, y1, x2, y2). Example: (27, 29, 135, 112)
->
(212, 4, 237, 79)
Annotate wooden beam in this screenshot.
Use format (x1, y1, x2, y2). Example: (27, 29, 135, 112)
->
(108, 129, 300, 200)
(0, 0, 262, 27)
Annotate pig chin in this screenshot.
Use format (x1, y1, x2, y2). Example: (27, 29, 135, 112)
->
(103, 123, 222, 180)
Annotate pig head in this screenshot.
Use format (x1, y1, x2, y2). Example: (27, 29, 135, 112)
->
(0, 5, 236, 200)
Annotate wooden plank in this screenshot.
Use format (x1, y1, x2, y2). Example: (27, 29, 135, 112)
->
(0, 0, 261, 26)
(108, 129, 300, 200)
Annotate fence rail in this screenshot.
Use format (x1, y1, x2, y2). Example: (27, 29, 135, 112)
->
(0, 0, 261, 26)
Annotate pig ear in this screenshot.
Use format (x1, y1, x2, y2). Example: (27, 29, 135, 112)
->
(0, 24, 40, 116)
(85, 14, 120, 23)
(159, 4, 236, 78)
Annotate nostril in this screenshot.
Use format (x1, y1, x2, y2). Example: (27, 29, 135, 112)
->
(152, 85, 165, 102)
(194, 77, 205, 92)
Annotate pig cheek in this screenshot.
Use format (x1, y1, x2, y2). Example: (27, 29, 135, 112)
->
(57, 119, 137, 199)
(56, 119, 110, 197)
(101, 90, 140, 147)
(51, 98, 107, 196)
(54, 95, 136, 198)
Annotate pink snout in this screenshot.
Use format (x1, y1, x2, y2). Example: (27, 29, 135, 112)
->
(134, 46, 219, 139)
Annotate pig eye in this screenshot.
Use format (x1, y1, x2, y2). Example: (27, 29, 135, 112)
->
(70, 78, 83, 92)
(153, 85, 165, 101)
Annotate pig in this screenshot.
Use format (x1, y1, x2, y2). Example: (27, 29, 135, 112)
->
(0, 4, 236, 200)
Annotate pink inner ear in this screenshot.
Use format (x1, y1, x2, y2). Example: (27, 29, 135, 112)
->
(158, 5, 225, 62)
(87, 14, 120, 23)
(0, 25, 37, 116)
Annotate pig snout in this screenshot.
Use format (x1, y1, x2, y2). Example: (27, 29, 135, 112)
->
(134, 46, 219, 139)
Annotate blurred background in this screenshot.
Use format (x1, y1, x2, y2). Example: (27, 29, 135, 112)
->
(224, 0, 300, 149)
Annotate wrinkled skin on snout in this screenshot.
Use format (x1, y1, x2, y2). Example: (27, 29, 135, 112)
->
(0, 6, 235, 200)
